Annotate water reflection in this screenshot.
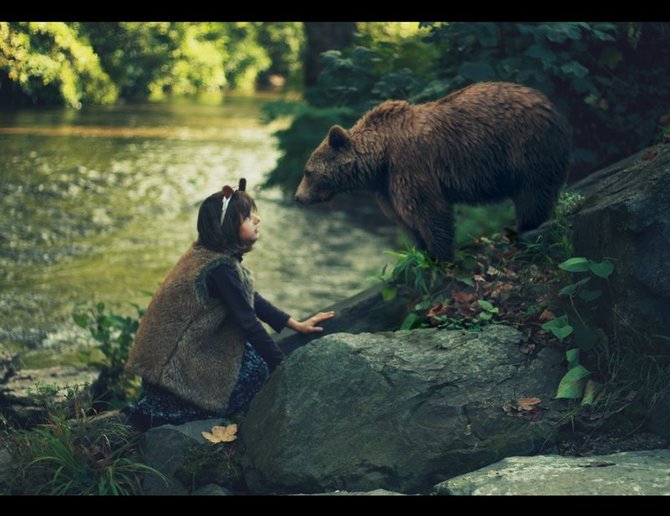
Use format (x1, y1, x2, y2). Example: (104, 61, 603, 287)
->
(0, 94, 394, 367)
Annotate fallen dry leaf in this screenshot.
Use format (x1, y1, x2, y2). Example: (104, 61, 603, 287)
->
(202, 424, 238, 444)
(538, 309, 555, 322)
(453, 291, 476, 304)
(517, 397, 542, 411)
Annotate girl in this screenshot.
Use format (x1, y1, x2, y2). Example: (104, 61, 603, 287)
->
(125, 178, 335, 429)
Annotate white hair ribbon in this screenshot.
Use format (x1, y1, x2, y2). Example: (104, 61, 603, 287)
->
(220, 196, 232, 225)
(219, 179, 246, 226)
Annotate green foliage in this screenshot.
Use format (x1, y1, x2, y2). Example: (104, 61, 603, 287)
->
(0, 22, 118, 107)
(374, 245, 506, 332)
(548, 257, 614, 404)
(454, 202, 516, 249)
(3, 385, 166, 495)
(518, 190, 584, 266)
(379, 246, 445, 299)
(79, 22, 182, 100)
(174, 439, 245, 493)
(72, 302, 143, 408)
(254, 22, 304, 89)
(1, 22, 302, 106)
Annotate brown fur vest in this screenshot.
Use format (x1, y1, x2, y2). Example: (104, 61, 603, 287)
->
(125, 243, 254, 413)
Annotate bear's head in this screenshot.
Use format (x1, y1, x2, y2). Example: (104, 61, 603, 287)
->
(294, 125, 355, 204)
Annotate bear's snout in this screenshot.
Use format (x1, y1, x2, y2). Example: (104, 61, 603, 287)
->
(294, 193, 305, 204)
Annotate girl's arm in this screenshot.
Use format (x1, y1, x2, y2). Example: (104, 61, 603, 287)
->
(286, 312, 336, 334)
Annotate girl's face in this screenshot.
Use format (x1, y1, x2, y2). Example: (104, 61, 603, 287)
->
(239, 212, 261, 243)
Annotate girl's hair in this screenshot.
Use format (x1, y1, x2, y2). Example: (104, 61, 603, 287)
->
(196, 189, 257, 255)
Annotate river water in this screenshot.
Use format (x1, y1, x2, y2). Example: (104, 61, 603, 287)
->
(0, 93, 395, 368)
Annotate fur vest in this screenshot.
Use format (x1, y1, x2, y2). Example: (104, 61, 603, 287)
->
(125, 243, 254, 413)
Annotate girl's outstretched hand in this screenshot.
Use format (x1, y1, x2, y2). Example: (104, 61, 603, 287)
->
(287, 311, 336, 334)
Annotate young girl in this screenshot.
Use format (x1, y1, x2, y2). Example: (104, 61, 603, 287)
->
(125, 178, 335, 428)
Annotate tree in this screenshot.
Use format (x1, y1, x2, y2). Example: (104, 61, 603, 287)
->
(303, 22, 356, 88)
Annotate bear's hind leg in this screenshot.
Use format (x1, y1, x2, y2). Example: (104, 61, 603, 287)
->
(513, 184, 560, 233)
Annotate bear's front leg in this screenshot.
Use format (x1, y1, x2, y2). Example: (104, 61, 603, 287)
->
(390, 186, 454, 262)
(418, 201, 455, 263)
(375, 192, 427, 250)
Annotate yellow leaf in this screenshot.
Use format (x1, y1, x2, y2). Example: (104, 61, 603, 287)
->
(517, 397, 542, 411)
(201, 424, 238, 444)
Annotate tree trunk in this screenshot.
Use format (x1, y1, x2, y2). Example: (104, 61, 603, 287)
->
(303, 22, 356, 87)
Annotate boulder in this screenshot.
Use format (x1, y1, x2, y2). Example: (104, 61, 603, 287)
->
(192, 484, 233, 496)
(570, 143, 670, 437)
(276, 283, 409, 355)
(298, 489, 407, 496)
(570, 143, 670, 348)
(241, 325, 566, 494)
(141, 418, 225, 495)
(434, 449, 670, 495)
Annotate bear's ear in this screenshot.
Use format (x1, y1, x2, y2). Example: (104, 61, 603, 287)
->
(328, 125, 350, 150)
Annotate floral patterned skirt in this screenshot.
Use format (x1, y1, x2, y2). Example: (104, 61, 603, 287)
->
(128, 342, 270, 427)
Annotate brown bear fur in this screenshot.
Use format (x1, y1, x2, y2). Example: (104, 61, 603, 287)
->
(295, 81, 571, 261)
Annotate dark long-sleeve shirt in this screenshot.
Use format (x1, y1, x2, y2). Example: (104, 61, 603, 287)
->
(207, 261, 289, 371)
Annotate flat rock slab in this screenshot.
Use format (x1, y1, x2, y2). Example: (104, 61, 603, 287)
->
(434, 449, 670, 495)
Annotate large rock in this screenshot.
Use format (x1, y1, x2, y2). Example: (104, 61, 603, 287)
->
(434, 449, 670, 495)
(276, 284, 409, 355)
(570, 143, 670, 348)
(141, 418, 224, 495)
(241, 325, 566, 494)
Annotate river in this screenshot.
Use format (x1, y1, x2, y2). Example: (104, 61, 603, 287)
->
(0, 93, 395, 368)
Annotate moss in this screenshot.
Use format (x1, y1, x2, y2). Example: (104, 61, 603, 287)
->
(174, 441, 247, 494)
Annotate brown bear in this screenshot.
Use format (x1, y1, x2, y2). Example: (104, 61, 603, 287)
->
(294, 81, 571, 261)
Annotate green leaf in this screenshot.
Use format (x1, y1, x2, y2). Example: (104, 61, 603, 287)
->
(400, 313, 421, 330)
(560, 277, 592, 296)
(588, 260, 614, 279)
(106, 316, 128, 329)
(524, 43, 555, 62)
(479, 312, 493, 321)
(477, 299, 495, 312)
(578, 289, 602, 302)
(581, 379, 602, 405)
(458, 276, 475, 287)
(542, 315, 574, 340)
(566, 348, 580, 370)
(555, 365, 590, 399)
(381, 284, 397, 302)
(72, 312, 90, 328)
(552, 325, 574, 340)
(561, 61, 589, 78)
(559, 257, 590, 273)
